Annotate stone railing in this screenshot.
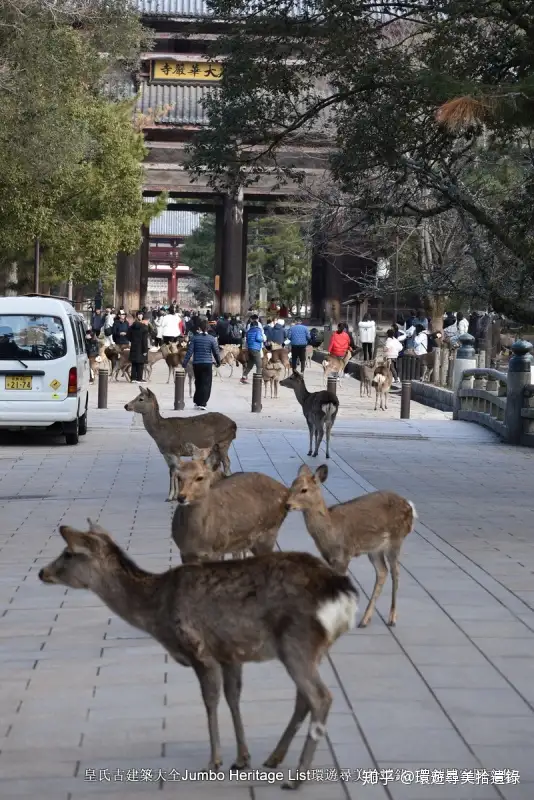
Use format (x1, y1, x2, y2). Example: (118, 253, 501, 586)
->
(453, 340, 534, 446)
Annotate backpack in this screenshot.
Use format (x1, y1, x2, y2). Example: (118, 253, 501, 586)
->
(229, 322, 242, 341)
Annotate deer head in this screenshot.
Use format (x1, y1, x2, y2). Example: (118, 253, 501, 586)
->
(175, 445, 223, 506)
(124, 386, 157, 414)
(279, 370, 304, 390)
(286, 464, 328, 511)
(38, 520, 115, 590)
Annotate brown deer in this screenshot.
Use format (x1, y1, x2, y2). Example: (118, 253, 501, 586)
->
(322, 349, 353, 387)
(39, 522, 358, 789)
(144, 347, 164, 382)
(286, 464, 416, 627)
(267, 346, 291, 377)
(172, 444, 289, 563)
(261, 353, 284, 398)
(124, 387, 236, 500)
(161, 342, 194, 396)
(305, 345, 314, 370)
(372, 363, 393, 411)
(280, 371, 339, 459)
(359, 361, 374, 398)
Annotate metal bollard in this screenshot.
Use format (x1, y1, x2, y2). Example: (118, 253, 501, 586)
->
(97, 369, 108, 409)
(174, 368, 185, 411)
(251, 372, 262, 412)
(327, 375, 337, 397)
(400, 380, 411, 419)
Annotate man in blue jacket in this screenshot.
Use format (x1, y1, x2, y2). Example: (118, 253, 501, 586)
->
(182, 319, 221, 410)
(241, 319, 264, 383)
(265, 319, 286, 348)
(288, 318, 310, 372)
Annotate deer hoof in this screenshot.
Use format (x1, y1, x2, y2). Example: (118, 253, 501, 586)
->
(263, 755, 282, 769)
(358, 619, 370, 629)
(281, 780, 300, 790)
(209, 759, 223, 770)
(231, 755, 250, 770)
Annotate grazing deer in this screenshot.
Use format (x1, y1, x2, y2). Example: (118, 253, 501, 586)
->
(39, 522, 358, 789)
(286, 464, 417, 627)
(172, 445, 289, 563)
(261, 353, 284, 398)
(322, 350, 352, 387)
(124, 387, 236, 500)
(280, 371, 339, 459)
(372, 363, 393, 411)
(359, 361, 374, 398)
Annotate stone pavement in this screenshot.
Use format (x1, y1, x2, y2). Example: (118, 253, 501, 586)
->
(0, 360, 531, 799)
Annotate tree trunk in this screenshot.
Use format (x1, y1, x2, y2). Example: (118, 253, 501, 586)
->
(426, 295, 447, 331)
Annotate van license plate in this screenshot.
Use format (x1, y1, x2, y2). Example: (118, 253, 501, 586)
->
(5, 376, 32, 390)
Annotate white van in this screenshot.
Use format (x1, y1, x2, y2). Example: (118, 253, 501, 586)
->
(0, 295, 90, 444)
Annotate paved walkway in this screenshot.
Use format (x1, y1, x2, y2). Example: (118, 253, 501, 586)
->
(0, 361, 531, 799)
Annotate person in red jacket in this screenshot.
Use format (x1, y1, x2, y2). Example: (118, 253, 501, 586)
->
(328, 323, 351, 357)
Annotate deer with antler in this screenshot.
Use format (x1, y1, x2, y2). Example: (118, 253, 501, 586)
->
(124, 387, 236, 501)
(39, 520, 359, 790)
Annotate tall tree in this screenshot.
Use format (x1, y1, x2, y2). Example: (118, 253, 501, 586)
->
(0, 0, 154, 287)
(189, 1, 534, 322)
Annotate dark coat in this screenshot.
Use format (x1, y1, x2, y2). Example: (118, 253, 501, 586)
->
(128, 321, 149, 363)
(112, 319, 129, 345)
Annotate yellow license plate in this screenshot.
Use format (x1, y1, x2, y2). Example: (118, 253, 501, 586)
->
(5, 376, 32, 390)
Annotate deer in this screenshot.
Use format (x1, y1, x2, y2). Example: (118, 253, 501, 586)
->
(372, 363, 393, 411)
(39, 521, 358, 790)
(359, 361, 374, 398)
(144, 347, 164, 382)
(261, 352, 284, 399)
(280, 371, 339, 459)
(305, 345, 314, 370)
(172, 444, 290, 563)
(124, 387, 237, 501)
(286, 463, 417, 628)
(161, 342, 194, 396)
(322, 349, 353, 387)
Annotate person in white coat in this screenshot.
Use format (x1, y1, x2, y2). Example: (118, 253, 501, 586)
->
(358, 313, 376, 361)
(456, 312, 468, 335)
(160, 310, 181, 343)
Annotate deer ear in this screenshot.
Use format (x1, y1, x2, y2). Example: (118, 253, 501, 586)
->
(298, 463, 313, 477)
(190, 444, 210, 460)
(315, 465, 328, 484)
(86, 518, 108, 537)
(205, 444, 221, 471)
(59, 526, 94, 556)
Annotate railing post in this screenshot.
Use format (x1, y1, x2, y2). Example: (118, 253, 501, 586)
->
(174, 368, 185, 411)
(504, 340, 533, 445)
(400, 380, 411, 419)
(327, 375, 337, 397)
(452, 333, 477, 391)
(97, 369, 108, 409)
(251, 372, 262, 412)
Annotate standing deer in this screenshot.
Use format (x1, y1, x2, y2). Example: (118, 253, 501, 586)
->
(286, 464, 416, 627)
(372, 363, 393, 411)
(172, 444, 289, 563)
(359, 361, 374, 397)
(322, 350, 353, 387)
(39, 522, 358, 790)
(261, 353, 284, 398)
(280, 371, 339, 459)
(124, 387, 236, 500)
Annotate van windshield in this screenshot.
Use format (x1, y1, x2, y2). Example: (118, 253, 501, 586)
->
(0, 315, 67, 361)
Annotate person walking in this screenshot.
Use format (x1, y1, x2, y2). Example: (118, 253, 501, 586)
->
(111, 311, 129, 347)
(241, 319, 264, 383)
(384, 328, 403, 384)
(128, 311, 149, 383)
(216, 313, 232, 345)
(228, 315, 245, 345)
(358, 313, 376, 361)
(288, 317, 310, 372)
(160, 309, 181, 343)
(329, 323, 350, 357)
(182, 319, 221, 410)
(91, 308, 105, 336)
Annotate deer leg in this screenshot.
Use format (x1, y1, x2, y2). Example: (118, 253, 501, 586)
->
(374, 388, 378, 411)
(194, 661, 223, 770)
(222, 663, 250, 769)
(166, 468, 174, 502)
(306, 421, 314, 456)
(359, 551, 388, 628)
(263, 691, 309, 768)
(219, 443, 232, 477)
(386, 546, 401, 627)
(324, 422, 332, 459)
(279, 650, 332, 789)
(313, 424, 324, 458)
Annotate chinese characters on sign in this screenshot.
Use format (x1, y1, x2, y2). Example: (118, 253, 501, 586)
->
(153, 61, 223, 82)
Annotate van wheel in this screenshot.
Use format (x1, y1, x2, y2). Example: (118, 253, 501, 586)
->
(79, 410, 88, 436)
(65, 417, 79, 445)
